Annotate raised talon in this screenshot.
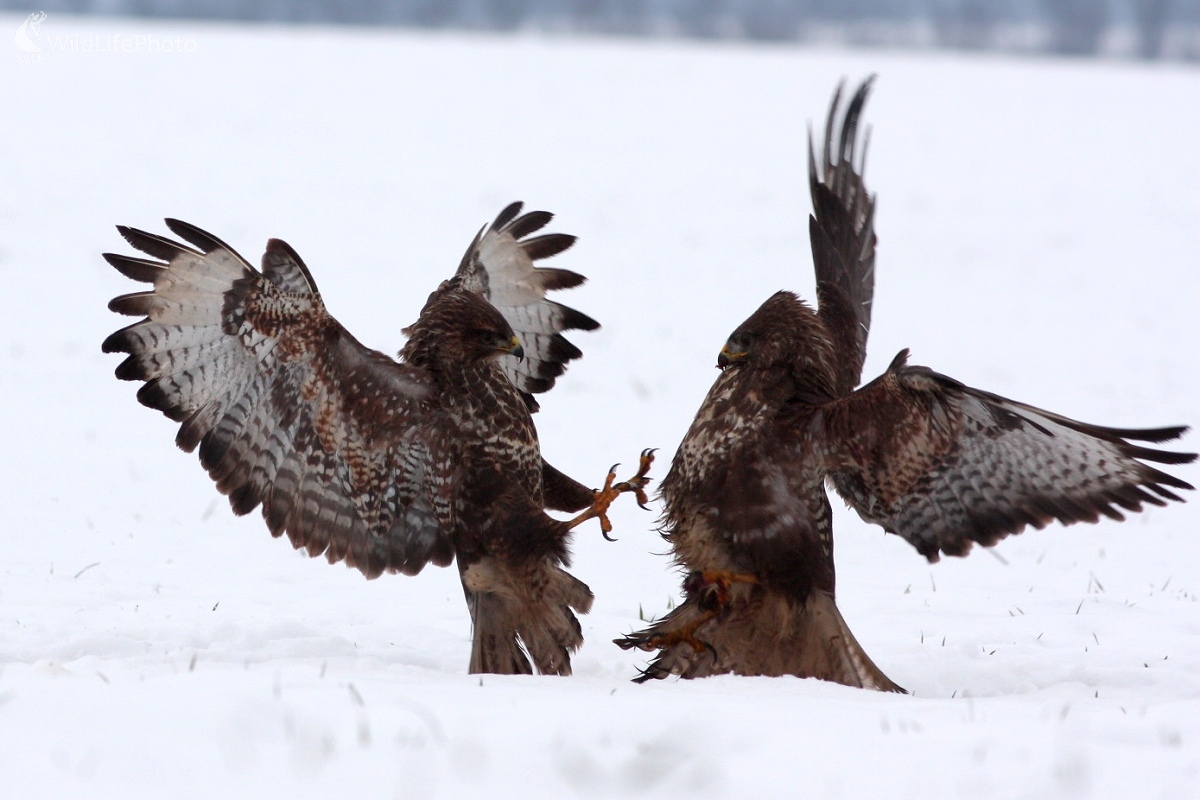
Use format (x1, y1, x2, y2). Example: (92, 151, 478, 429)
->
(564, 450, 658, 540)
(610, 448, 657, 509)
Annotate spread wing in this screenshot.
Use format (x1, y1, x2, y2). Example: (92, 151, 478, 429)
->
(816, 351, 1196, 561)
(103, 220, 459, 579)
(421, 201, 599, 408)
(810, 76, 877, 397)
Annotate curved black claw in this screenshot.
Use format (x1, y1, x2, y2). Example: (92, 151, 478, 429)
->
(612, 448, 657, 510)
(613, 632, 650, 652)
(631, 664, 664, 684)
(600, 463, 622, 541)
(566, 451, 657, 540)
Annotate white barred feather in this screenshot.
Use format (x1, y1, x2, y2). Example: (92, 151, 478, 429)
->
(106, 208, 606, 676)
(822, 358, 1195, 562)
(104, 222, 458, 580)
(439, 201, 599, 400)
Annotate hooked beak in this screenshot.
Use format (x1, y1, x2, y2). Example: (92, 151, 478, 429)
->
(504, 335, 525, 361)
(717, 343, 746, 370)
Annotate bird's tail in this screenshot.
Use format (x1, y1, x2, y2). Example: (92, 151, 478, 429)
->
(461, 557, 595, 676)
(615, 588, 904, 692)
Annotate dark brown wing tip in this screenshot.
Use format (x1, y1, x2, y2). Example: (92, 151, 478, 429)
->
(264, 237, 306, 267)
(522, 233, 576, 261)
(539, 268, 587, 291)
(101, 324, 134, 354)
(114, 224, 139, 248)
(507, 209, 554, 239)
(116, 225, 200, 262)
(539, 334, 584, 374)
(107, 291, 156, 317)
(1142, 464, 1195, 492)
(820, 79, 845, 173)
(134, 379, 188, 421)
(828, 75, 876, 161)
(1126, 444, 1197, 468)
(164, 218, 237, 256)
(493, 201, 524, 231)
(845, 75, 877, 125)
(112, 354, 148, 381)
(887, 349, 910, 371)
(104, 253, 164, 283)
(810, 74, 876, 199)
(1109, 424, 1192, 445)
(261, 237, 319, 294)
(522, 375, 553, 394)
(558, 303, 601, 333)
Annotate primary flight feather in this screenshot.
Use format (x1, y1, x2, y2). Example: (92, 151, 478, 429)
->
(616, 78, 1194, 691)
(104, 203, 651, 676)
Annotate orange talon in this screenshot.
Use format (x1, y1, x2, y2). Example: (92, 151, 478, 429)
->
(617, 568, 757, 657)
(644, 609, 719, 654)
(565, 449, 657, 540)
(612, 448, 657, 509)
(694, 569, 759, 586)
(684, 569, 759, 610)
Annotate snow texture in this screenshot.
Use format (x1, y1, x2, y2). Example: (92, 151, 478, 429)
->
(3, 13, 1198, 799)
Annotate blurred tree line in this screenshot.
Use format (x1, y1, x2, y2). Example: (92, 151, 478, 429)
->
(11, 0, 1200, 59)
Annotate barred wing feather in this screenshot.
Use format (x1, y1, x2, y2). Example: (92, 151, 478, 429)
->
(103, 221, 458, 579)
(820, 352, 1196, 561)
(445, 201, 599, 401)
(810, 77, 877, 397)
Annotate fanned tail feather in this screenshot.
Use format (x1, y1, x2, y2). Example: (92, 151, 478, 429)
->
(463, 558, 594, 676)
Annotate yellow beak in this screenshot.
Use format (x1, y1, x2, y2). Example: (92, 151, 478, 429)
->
(717, 344, 746, 369)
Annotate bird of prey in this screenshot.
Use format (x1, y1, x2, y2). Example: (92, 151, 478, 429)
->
(104, 202, 652, 675)
(615, 77, 1195, 691)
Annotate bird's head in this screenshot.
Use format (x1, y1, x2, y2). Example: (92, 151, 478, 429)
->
(717, 291, 819, 372)
(404, 289, 523, 368)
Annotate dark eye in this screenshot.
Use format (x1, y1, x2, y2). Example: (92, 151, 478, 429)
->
(729, 332, 753, 350)
(476, 329, 497, 345)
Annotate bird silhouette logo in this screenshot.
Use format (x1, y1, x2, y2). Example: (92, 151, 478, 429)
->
(15, 11, 47, 54)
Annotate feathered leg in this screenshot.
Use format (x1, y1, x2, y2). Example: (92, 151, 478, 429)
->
(462, 556, 594, 676)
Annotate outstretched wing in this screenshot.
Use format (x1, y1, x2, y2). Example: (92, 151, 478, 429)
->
(810, 76, 877, 397)
(816, 351, 1196, 561)
(435, 202, 599, 404)
(103, 220, 459, 579)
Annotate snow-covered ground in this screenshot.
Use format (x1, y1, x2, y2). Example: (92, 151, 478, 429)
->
(3, 13, 1198, 799)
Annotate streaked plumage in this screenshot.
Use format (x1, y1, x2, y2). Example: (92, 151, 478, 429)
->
(616, 77, 1195, 691)
(104, 203, 619, 675)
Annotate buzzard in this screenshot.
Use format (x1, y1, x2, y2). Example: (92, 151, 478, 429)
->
(104, 203, 652, 676)
(615, 78, 1195, 691)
